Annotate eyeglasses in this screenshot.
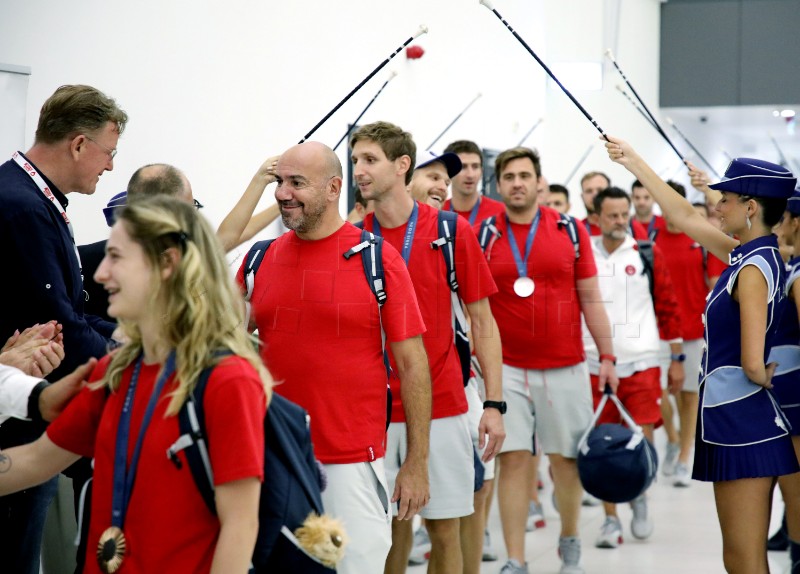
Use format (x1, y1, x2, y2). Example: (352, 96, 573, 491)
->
(85, 135, 117, 159)
(193, 198, 204, 210)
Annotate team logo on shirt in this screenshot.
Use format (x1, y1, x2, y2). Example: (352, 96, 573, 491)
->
(625, 265, 636, 276)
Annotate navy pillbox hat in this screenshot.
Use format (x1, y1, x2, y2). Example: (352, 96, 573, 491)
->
(102, 191, 128, 227)
(415, 151, 463, 178)
(788, 187, 800, 216)
(708, 158, 796, 199)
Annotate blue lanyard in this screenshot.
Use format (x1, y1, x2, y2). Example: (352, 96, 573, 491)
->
(373, 202, 419, 266)
(506, 211, 541, 278)
(111, 351, 177, 528)
(449, 197, 481, 226)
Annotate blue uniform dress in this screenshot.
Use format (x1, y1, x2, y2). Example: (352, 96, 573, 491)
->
(768, 256, 800, 432)
(693, 235, 799, 481)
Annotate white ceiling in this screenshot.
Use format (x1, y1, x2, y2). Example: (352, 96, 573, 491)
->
(659, 104, 800, 179)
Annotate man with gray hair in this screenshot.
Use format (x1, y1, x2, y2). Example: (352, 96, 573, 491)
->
(0, 83, 127, 574)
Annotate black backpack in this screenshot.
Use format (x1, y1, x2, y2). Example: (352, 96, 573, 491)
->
(167, 358, 336, 573)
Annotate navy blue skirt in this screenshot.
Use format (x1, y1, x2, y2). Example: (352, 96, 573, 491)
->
(692, 386, 800, 482)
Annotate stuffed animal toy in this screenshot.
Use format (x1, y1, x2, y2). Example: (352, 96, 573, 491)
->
(294, 513, 348, 569)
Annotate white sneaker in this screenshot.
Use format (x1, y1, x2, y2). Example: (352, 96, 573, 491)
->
(482, 529, 498, 562)
(558, 536, 585, 574)
(408, 526, 431, 565)
(595, 516, 623, 548)
(673, 462, 692, 487)
(661, 442, 680, 476)
(526, 500, 546, 531)
(582, 491, 601, 507)
(630, 494, 654, 540)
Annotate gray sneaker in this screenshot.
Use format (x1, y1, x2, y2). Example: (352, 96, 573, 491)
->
(499, 558, 529, 574)
(595, 516, 623, 548)
(482, 529, 498, 562)
(526, 500, 546, 531)
(558, 536, 585, 574)
(630, 494, 654, 539)
(661, 442, 680, 476)
(673, 462, 692, 487)
(408, 526, 430, 565)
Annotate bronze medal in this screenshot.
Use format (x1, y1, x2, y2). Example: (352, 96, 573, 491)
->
(97, 526, 127, 573)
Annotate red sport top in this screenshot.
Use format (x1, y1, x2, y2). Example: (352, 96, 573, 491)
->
(443, 195, 506, 225)
(654, 228, 719, 340)
(482, 206, 597, 369)
(47, 355, 266, 574)
(362, 202, 497, 422)
(238, 223, 425, 463)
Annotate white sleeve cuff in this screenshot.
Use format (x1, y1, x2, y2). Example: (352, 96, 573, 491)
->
(0, 364, 45, 426)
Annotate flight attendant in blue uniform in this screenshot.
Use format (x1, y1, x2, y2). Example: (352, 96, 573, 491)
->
(772, 188, 800, 572)
(604, 136, 798, 574)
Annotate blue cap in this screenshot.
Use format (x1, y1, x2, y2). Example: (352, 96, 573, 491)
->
(415, 151, 462, 178)
(788, 187, 800, 216)
(708, 158, 797, 199)
(102, 191, 128, 227)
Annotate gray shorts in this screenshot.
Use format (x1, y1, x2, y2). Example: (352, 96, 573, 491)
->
(499, 362, 593, 459)
(385, 414, 474, 519)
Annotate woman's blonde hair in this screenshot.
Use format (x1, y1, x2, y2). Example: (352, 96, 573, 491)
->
(98, 195, 271, 415)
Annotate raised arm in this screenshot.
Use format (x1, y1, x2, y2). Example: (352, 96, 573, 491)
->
(687, 160, 723, 206)
(604, 136, 738, 261)
(217, 155, 280, 252)
(388, 335, 431, 520)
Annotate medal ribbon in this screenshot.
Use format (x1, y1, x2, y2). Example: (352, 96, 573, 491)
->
(372, 201, 419, 266)
(11, 152, 83, 275)
(449, 196, 481, 225)
(111, 351, 177, 528)
(506, 210, 541, 279)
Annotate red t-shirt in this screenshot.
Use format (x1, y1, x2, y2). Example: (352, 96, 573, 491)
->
(363, 202, 497, 421)
(238, 223, 425, 462)
(654, 228, 718, 340)
(582, 216, 649, 240)
(47, 354, 266, 574)
(443, 195, 506, 226)
(482, 206, 597, 369)
(707, 251, 728, 280)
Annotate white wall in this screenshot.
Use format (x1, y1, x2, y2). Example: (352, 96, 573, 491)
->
(0, 0, 671, 254)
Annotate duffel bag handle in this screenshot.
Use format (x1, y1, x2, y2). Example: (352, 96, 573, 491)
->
(578, 384, 645, 454)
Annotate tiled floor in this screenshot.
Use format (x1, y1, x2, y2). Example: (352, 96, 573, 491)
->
(408, 435, 790, 574)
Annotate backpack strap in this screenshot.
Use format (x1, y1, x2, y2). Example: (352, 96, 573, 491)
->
(167, 351, 233, 515)
(637, 240, 656, 300)
(477, 215, 500, 256)
(431, 211, 471, 386)
(557, 213, 581, 260)
(243, 239, 276, 329)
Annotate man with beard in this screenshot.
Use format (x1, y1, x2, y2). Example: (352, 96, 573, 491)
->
(586, 187, 683, 550)
(351, 122, 504, 574)
(237, 141, 431, 574)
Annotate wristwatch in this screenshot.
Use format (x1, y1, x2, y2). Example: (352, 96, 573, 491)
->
(483, 400, 507, 414)
(670, 353, 687, 362)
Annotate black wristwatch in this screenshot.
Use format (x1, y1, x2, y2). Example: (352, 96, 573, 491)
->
(483, 400, 507, 414)
(27, 380, 49, 425)
(670, 353, 687, 362)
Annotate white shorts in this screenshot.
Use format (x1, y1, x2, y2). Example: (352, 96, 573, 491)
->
(500, 362, 593, 459)
(385, 414, 474, 519)
(466, 376, 496, 481)
(659, 339, 702, 393)
(321, 459, 392, 574)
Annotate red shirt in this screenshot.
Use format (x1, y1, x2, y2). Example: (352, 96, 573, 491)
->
(443, 195, 506, 226)
(582, 217, 649, 240)
(238, 223, 425, 462)
(363, 202, 497, 421)
(482, 206, 597, 369)
(47, 355, 266, 574)
(707, 251, 728, 280)
(654, 228, 714, 340)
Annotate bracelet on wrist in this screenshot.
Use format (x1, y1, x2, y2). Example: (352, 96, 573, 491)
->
(599, 354, 617, 365)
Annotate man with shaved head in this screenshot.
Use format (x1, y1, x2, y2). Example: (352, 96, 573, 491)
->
(236, 141, 430, 574)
